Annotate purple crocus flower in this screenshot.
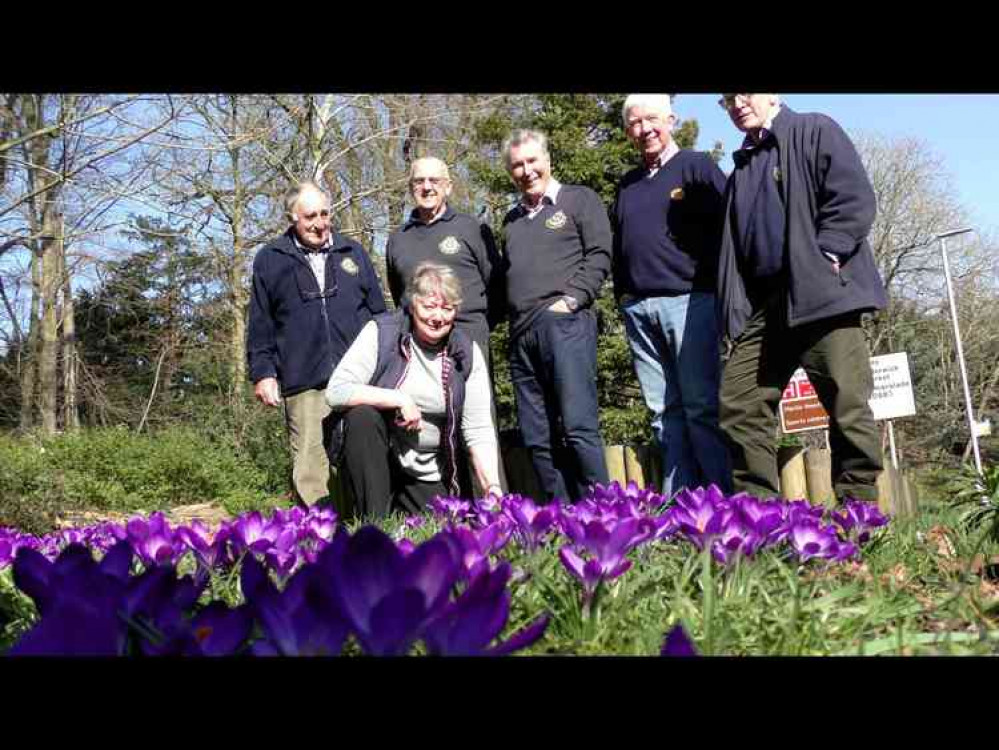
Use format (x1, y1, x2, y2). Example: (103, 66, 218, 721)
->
(228, 511, 285, 555)
(10, 542, 134, 655)
(443, 522, 513, 581)
(317, 526, 461, 656)
(661, 624, 698, 656)
(831, 501, 888, 545)
(241, 555, 348, 656)
(428, 497, 473, 525)
(422, 562, 549, 656)
(788, 519, 856, 562)
(126, 513, 181, 568)
(184, 602, 254, 656)
(502, 496, 559, 553)
(558, 517, 650, 601)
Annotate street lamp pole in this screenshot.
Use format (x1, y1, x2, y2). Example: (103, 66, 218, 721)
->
(937, 227, 983, 476)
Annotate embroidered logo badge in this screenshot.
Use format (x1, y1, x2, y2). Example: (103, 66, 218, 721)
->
(438, 236, 460, 255)
(773, 166, 782, 182)
(545, 210, 568, 230)
(340, 258, 359, 275)
(670, 187, 685, 200)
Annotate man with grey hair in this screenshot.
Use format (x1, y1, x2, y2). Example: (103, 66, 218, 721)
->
(500, 128, 612, 502)
(612, 94, 731, 497)
(248, 180, 386, 506)
(386, 156, 502, 366)
(715, 94, 886, 502)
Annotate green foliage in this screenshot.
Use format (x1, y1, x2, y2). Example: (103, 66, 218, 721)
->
(0, 426, 284, 533)
(952, 464, 999, 546)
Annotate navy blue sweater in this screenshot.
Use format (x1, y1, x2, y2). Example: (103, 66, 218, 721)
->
(501, 185, 612, 338)
(247, 230, 387, 396)
(612, 150, 727, 298)
(385, 206, 502, 329)
(730, 132, 786, 285)
(716, 107, 888, 340)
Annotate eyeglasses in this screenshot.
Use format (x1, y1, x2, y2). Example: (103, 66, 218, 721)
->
(718, 93, 753, 109)
(410, 176, 448, 187)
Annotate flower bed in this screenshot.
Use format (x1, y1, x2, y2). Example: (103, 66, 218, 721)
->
(0, 483, 888, 656)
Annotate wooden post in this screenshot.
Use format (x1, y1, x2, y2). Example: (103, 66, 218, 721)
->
(875, 468, 894, 514)
(639, 444, 663, 494)
(804, 448, 834, 506)
(604, 444, 627, 485)
(623, 446, 645, 489)
(778, 446, 808, 501)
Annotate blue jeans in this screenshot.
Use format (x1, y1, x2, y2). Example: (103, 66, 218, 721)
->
(509, 308, 609, 502)
(620, 292, 731, 497)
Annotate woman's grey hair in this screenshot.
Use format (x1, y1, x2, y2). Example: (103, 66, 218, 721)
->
(621, 94, 673, 126)
(501, 129, 549, 170)
(406, 261, 463, 309)
(283, 180, 328, 221)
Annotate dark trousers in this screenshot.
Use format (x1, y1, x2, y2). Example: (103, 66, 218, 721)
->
(509, 308, 608, 502)
(341, 406, 447, 518)
(719, 292, 883, 502)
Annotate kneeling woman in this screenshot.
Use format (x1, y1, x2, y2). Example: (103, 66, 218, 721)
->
(326, 262, 502, 517)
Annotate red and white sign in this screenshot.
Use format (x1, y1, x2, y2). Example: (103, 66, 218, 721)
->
(778, 353, 917, 434)
(779, 369, 830, 434)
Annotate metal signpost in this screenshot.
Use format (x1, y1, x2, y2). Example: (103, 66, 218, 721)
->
(937, 227, 983, 477)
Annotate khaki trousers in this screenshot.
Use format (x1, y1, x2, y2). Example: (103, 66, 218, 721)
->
(284, 388, 333, 505)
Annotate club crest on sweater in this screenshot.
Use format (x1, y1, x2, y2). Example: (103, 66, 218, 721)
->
(545, 210, 568, 230)
(438, 236, 461, 255)
(340, 257, 359, 275)
(670, 187, 685, 200)
(773, 166, 782, 182)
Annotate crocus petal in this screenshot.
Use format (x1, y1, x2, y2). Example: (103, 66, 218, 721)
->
(487, 613, 550, 656)
(661, 624, 698, 656)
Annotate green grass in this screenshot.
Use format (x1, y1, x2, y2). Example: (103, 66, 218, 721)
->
(3, 442, 997, 655)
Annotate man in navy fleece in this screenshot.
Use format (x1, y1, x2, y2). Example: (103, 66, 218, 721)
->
(613, 94, 731, 498)
(715, 94, 886, 502)
(500, 129, 611, 502)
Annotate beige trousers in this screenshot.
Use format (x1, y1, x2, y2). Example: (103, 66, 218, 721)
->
(284, 388, 333, 505)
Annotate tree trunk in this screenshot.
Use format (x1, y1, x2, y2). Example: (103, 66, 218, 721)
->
(38, 206, 61, 434)
(62, 232, 79, 430)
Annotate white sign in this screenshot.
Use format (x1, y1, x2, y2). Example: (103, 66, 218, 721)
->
(868, 352, 916, 421)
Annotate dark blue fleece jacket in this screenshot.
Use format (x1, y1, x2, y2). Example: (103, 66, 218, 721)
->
(247, 229, 387, 396)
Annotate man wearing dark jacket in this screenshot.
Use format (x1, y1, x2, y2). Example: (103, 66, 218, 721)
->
(248, 181, 386, 505)
(501, 129, 611, 502)
(716, 94, 887, 502)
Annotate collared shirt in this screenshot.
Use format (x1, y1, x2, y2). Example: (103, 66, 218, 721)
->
(739, 104, 782, 152)
(292, 232, 332, 292)
(520, 178, 562, 219)
(645, 140, 680, 179)
(408, 202, 449, 227)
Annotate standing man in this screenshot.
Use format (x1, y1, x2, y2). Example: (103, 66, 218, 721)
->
(385, 156, 502, 364)
(715, 94, 886, 502)
(248, 180, 387, 506)
(613, 94, 731, 497)
(501, 129, 611, 502)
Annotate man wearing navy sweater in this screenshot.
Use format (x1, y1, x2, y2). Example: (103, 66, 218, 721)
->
(613, 94, 732, 498)
(716, 94, 886, 502)
(386, 157, 502, 366)
(501, 129, 611, 502)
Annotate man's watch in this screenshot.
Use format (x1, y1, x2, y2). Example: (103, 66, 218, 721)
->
(562, 295, 580, 312)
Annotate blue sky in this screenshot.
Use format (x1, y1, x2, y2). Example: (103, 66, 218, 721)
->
(673, 94, 999, 236)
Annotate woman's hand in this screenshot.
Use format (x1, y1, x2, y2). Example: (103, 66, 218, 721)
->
(394, 392, 423, 432)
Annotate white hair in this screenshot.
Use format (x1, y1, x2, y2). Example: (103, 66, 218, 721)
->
(622, 94, 673, 126)
(501, 129, 549, 170)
